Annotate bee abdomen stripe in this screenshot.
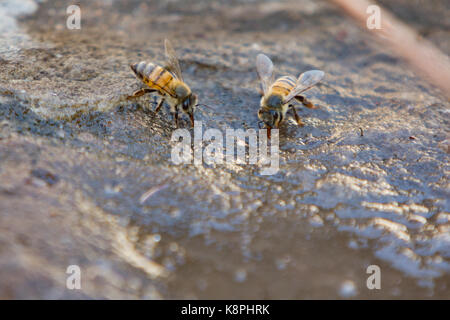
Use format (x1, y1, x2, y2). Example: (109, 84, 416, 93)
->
(154, 68, 166, 83)
(149, 66, 164, 81)
(278, 79, 295, 88)
(144, 63, 156, 77)
(272, 85, 291, 95)
(280, 76, 296, 86)
(136, 61, 147, 74)
(159, 71, 173, 88)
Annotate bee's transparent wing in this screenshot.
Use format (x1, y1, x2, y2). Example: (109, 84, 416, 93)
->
(283, 70, 324, 104)
(164, 39, 183, 81)
(256, 53, 274, 95)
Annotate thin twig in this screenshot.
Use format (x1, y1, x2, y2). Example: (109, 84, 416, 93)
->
(139, 183, 168, 204)
(330, 0, 450, 99)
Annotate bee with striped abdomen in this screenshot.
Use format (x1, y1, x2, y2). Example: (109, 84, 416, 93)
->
(256, 53, 325, 139)
(129, 39, 197, 127)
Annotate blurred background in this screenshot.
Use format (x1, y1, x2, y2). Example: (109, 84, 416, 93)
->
(0, 0, 449, 299)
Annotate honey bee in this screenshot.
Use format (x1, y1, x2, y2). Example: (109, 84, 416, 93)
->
(129, 39, 198, 127)
(256, 53, 325, 139)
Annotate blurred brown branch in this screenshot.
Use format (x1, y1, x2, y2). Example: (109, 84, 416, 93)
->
(329, 0, 450, 99)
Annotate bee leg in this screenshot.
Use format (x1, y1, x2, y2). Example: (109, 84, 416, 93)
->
(295, 95, 317, 109)
(154, 97, 165, 113)
(127, 88, 155, 100)
(174, 112, 179, 128)
(171, 105, 179, 128)
(289, 104, 304, 127)
(189, 113, 194, 127)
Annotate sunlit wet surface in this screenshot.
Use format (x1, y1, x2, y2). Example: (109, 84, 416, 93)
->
(0, 0, 449, 298)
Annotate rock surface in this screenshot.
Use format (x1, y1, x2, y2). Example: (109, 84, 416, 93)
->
(0, 0, 449, 298)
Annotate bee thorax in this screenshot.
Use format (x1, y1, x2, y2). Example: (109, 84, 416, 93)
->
(174, 82, 190, 99)
(265, 94, 283, 108)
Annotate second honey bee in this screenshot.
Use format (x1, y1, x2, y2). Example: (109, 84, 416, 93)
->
(256, 53, 325, 139)
(129, 39, 198, 127)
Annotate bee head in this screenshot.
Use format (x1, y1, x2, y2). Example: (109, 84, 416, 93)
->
(181, 93, 197, 126)
(181, 93, 197, 113)
(258, 108, 281, 128)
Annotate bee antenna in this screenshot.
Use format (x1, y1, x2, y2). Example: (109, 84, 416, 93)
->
(196, 103, 214, 110)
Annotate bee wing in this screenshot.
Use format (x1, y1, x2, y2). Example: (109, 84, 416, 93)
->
(256, 53, 274, 95)
(164, 39, 183, 81)
(283, 70, 325, 104)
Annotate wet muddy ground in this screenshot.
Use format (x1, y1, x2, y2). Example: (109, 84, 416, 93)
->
(0, 0, 449, 299)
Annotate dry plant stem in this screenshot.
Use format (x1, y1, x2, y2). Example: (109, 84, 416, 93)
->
(330, 0, 450, 99)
